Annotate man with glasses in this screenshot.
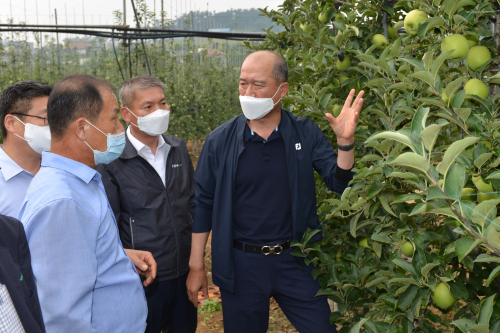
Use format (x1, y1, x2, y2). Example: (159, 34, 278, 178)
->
(0, 81, 52, 218)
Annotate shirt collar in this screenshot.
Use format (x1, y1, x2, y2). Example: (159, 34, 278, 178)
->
(0, 147, 33, 181)
(41, 152, 97, 184)
(126, 126, 165, 153)
(244, 123, 280, 143)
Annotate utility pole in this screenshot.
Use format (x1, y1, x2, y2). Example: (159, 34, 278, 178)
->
(207, 3, 209, 31)
(55, 9, 61, 71)
(123, 0, 127, 25)
(161, 0, 165, 52)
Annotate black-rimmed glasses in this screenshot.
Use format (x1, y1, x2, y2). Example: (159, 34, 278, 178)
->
(10, 113, 48, 126)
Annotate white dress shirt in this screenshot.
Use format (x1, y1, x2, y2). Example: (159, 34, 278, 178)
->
(126, 127, 170, 186)
(0, 148, 34, 219)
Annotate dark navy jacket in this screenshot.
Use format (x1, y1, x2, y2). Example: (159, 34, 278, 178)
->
(193, 110, 352, 293)
(0, 214, 45, 333)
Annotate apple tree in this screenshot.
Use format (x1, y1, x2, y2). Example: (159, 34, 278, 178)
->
(248, 0, 500, 331)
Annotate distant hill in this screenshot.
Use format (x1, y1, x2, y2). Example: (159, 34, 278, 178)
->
(172, 8, 285, 33)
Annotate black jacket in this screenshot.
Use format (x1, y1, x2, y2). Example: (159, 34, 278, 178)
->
(193, 110, 352, 292)
(0, 214, 45, 333)
(97, 132, 195, 281)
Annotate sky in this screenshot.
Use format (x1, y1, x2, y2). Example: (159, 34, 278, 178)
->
(0, 0, 284, 26)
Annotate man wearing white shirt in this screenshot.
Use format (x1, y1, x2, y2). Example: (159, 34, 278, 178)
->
(0, 81, 52, 218)
(97, 75, 197, 333)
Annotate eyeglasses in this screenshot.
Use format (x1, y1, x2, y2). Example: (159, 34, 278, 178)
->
(10, 113, 49, 126)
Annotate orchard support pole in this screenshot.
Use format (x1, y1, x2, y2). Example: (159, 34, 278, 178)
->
(55, 9, 61, 72)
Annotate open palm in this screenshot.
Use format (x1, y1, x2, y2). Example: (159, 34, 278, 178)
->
(325, 89, 364, 144)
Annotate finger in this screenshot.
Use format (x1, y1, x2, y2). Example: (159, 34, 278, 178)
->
(144, 254, 157, 280)
(354, 98, 364, 115)
(343, 89, 356, 109)
(203, 281, 209, 299)
(325, 112, 336, 124)
(143, 273, 154, 287)
(352, 91, 365, 110)
(188, 291, 199, 308)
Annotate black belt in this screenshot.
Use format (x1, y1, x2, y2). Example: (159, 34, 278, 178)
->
(233, 239, 290, 255)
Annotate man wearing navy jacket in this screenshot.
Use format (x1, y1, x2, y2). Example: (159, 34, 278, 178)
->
(0, 214, 45, 333)
(187, 50, 364, 332)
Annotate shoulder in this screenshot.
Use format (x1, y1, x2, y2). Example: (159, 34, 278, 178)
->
(205, 114, 243, 145)
(283, 110, 320, 131)
(0, 214, 22, 242)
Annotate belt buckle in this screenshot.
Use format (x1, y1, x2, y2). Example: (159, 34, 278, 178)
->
(261, 245, 283, 255)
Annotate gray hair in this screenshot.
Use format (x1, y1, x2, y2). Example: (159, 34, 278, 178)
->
(119, 75, 166, 107)
(242, 51, 288, 84)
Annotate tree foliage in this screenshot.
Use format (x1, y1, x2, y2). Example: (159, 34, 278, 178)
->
(249, 0, 500, 331)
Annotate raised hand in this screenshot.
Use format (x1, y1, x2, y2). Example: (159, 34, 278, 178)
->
(325, 89, 364, 145)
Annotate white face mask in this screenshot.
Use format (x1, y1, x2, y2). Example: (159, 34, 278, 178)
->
(126, 107, 170, 136)
(239, 84, 283, 120)
(12, 116, 51, 154)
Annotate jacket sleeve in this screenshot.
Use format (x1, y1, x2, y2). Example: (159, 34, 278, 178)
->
(16, 220, 45, 332)
(310, 121, 353, 194)
(192, 138, 216, 233)
(96, 164, 122, 223)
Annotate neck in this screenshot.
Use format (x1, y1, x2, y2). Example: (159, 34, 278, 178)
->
(129, 126, 160, 155)
(50, 137, 95, 169)
(247, 104, 282, 141)
(2, 139, 42, 175)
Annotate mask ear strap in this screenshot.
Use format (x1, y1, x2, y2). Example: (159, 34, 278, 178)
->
(11, 116, 28, 141)
(85, 120, 108, 137)
(125, 107, 141, 129)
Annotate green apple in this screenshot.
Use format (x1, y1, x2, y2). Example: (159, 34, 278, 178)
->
(388, 26, 398, 39)
(318, 8, 328, 23)
(404, 10, 428, 35)
(336, 56, 351, 71)
(461, 188, 476, 202)
(339, 75, 350, 85)
(371, 34, 388, 49)
(359, 238, 370, 248)
(401, 241, 414, 257)
(464, 79, 489, 99)
(472, 175, 495, 203)
(430, 248, 440, 254)
(441, 34, 469, 63)
(466, 35, 479, 48)
(332, 104, 342, 117)
(300, 23, 308, 31)
(432, 283, 457, 310)
(467, 46, 491, 71)
(335, 13, 346, 23)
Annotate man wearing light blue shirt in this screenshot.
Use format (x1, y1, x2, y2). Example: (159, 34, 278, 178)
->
(19, 74, 151, 333)
(0, 81, 52, 218)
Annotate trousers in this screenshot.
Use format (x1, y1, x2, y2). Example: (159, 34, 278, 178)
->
(220, 246, 337, 333)
(143, 272, 197, 333)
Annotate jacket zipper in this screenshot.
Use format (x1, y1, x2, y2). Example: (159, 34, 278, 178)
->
(129, 217, 135, 249)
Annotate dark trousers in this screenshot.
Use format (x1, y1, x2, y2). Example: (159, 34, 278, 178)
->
(143, 272, 197, 333)
(220, 246, 337, 333)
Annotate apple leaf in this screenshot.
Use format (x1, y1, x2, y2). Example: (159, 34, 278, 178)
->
(471, 199, 500, 230)
(445, 77, 466, 102)
(455, 237, 485, 263)
(387, 152, 430, 176)
(366, 131, 415, 152)
(431, 50, 454, 81)
(452, 318, 477, 333)
(409, 71, 435, 88)
(421, 122, 448, 152)
(478, 294, 496, 325)
(349, 318, 369, 333)
(486, 266, 500, 287)
(444, 163, 465, 200)
(474, 253, 500, 263)
(486, 171, 500, 180)
(436, 136, 480, 176)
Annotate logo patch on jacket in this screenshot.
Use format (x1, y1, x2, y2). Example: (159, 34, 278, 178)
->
(172, 164, 183, 168)
(295, 143, 301, 150)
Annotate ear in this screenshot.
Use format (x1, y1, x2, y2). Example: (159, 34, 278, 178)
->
(280, 83, 289, 98)
(121, 106, 132, 123)
(74, 117, 90, 141)
(3, 114, 18, 133)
